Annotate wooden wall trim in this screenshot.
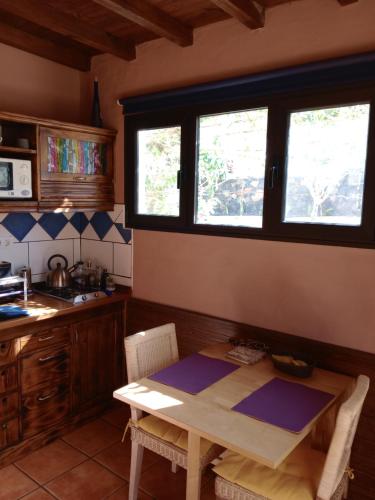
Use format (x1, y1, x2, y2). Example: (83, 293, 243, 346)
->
(127, 297, 375, 500)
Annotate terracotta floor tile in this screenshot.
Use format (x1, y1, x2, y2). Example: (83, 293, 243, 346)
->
(45, 460, 124, 500)
(20, 488, 56, 499)
(15, 439, 86, 484)
(107, 483, 153, 500)
(0, 464, 38, 500)
(139, 457, 187, 500)
(62, 419, 122, 456)
(138, 458, 215, 500)
(93, 439, 161, 481)
(102, 405, 130, 430)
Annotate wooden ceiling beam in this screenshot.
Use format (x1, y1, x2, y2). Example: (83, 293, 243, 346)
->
(0, 20, 90, 71)
(91, 0, 193, 47)
(0, 0, 135, 61)
(337, 0, 358, 4)
(210, 0, 264, 29)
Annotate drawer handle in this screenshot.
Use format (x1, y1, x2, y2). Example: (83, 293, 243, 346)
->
(2, 423, 7, 430)
(38, 335, 55, 342)
(73, 176, 87, 181)
(37, 392, 56, 402)
(38, 353, 62, 363)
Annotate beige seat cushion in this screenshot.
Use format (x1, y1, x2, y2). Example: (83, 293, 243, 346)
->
(213, 441, 326, 500)
(137, 414, 214, 457)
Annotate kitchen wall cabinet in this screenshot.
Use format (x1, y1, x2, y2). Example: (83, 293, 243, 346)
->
(39, 126, 114, 211)
(0, 110, 116, 212)
(0, 299, 125, 466)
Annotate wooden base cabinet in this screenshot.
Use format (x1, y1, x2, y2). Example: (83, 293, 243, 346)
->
(72, 311, 122, 413)
(0, 301, 125, 466)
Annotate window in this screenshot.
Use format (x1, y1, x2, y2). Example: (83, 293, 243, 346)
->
(195, 108, 268, 228)
(283, 104, 370, 227)
(125, 84, 375, 248)
(137, 126, 181, 217)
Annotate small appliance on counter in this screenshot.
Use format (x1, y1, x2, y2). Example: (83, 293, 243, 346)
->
(0, 261, 11, 278)
(0, 275, 28, 302)
(0, 262, 30, 303)
(18, 266, 32, 294)
(0, 157, 32, 198)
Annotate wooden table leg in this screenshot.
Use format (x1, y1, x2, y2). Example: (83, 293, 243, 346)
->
(186, 431, 201, 500)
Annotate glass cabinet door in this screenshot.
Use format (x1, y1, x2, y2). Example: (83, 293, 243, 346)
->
(40, 127, 113, 182)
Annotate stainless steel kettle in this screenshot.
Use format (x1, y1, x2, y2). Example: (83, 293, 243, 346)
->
(47, 254, 73, 288)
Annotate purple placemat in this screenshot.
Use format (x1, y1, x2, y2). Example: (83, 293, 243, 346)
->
(233, 377, 335, 433)
(148, 353, 239, 394)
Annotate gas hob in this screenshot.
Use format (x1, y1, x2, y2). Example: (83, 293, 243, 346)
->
(33, 283, 107, 304)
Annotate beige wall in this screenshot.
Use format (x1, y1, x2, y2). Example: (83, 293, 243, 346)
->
(0, 42, 83, 123)
(91, 0, 375, 352)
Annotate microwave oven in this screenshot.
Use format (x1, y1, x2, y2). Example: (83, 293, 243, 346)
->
(0, 158, 32, 198)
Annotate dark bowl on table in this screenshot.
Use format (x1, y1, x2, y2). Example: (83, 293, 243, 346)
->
(0, 262, 11, 278)
(271, 351, 315, 378)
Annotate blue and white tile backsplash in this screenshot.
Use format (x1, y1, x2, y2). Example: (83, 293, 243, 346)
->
(0, 204, 132, 286)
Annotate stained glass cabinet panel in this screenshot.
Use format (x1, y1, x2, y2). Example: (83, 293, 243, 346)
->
(39, 127, 113, 183)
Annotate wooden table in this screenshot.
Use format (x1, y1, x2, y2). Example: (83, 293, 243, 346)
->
(114, 343, 353, 500)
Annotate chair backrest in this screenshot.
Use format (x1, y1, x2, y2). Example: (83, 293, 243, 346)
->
(317, 375, 369, 500)
(124, 323, 179, 383)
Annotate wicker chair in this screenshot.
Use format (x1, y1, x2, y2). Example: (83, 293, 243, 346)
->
(124, 323, 223, 500)
(214, 375, 369, 500)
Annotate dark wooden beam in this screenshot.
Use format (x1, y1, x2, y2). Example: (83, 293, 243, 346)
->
(91, 0, 193, 47)
(0, 0, 135, 61)
(210, 0, 264, 29)
(0, 20, 90, 71)
(337, 0, 358, 4)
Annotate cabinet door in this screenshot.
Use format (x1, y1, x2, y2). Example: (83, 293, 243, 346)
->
(0, 392, 18, 422)
(71, 312, 121, 412)
(0, 365, 18, 394)
(0, 340, 20, 367)
(39, 127, 113, 183)
(0, 417, 20, 450)
(22, 380, 70, 438)
(21, 345, 70, 392)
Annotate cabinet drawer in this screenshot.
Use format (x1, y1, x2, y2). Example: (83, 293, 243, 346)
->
(20, 326, 71, 354)
(0, 365, 18, 394)
(0, 392, 18, 422)
(0, 417, 20, 450)
(0, 340, 19, 367)
(22, 380, 70, 438)
(21, 345, 70, 391)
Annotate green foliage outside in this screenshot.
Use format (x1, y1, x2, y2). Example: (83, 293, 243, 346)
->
(138, 104, 369, 226)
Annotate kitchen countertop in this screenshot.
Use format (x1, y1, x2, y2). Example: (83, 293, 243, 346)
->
(0, 287, 131, 332)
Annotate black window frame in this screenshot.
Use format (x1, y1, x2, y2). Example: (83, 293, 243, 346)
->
(124, 58, 375, 248)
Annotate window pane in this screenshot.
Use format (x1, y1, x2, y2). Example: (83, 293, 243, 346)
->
(284, 104, 370, 226)
(137, 126, 181, 216)
(195, 108, 268, 228)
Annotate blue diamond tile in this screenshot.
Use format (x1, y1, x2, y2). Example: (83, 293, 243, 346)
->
(115, 223, 132, 244)
(2, 213, 36, 241)
(90, 212, 113, 240)
(38, 213, 68, 239)
(70, 212, 89, 234)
